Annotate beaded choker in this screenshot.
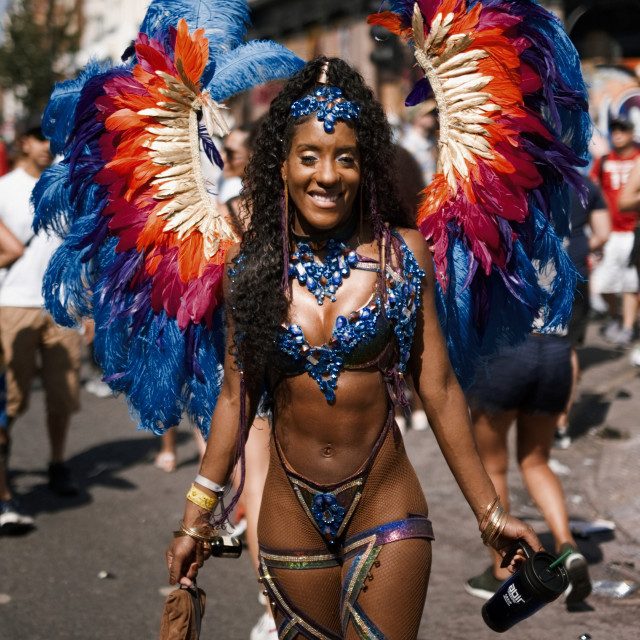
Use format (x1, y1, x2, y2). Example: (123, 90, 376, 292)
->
(290, 86, 360, 133)
(289, 238, 359, 304)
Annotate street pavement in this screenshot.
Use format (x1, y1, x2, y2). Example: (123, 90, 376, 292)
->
(1, 317, 639, 639)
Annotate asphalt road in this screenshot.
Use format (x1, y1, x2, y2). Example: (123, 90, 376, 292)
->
(1, 318, 639, 639)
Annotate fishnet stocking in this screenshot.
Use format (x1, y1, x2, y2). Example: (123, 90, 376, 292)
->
(258, 422, 432, 639)
(342, 538, 431, 640)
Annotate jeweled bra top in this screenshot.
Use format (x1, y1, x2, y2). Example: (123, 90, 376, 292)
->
(275, 231, 424, 402)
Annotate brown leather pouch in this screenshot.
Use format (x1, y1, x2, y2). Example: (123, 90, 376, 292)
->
(159, 582, 206, 640)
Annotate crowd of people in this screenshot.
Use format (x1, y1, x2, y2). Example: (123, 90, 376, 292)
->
(1, 55, 639, 640)
(0, 116, 84, 534)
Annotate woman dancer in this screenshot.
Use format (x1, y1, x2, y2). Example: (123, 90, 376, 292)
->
(166, 57, 540, 639)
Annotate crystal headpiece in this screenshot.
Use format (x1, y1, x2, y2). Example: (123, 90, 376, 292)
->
(290, 86, 360, 133)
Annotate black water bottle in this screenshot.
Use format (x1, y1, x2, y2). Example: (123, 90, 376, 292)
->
(210, 535, 242, 558)
(482, 540, 568, 633)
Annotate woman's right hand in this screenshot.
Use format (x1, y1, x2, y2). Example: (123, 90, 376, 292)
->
(166, 534, 208, 586)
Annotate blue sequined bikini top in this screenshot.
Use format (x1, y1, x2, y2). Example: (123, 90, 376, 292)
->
(275, 231, 424, 402)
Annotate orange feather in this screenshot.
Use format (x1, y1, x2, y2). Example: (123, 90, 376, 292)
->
(174, 19, 208, 85)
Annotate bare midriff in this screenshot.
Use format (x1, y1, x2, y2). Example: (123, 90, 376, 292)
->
(273, 368, 390, 485)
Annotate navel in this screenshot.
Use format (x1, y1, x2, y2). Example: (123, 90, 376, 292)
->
(322, 445, 335, 458)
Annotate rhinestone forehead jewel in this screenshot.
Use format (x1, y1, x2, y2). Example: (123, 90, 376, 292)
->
(290, 86, 360, 133)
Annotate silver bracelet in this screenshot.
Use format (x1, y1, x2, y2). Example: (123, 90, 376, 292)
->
(194, 474, 225, 494)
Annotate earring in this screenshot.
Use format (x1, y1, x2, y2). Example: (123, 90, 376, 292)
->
(358, 182, 364, 245)
(281, 177, 290, 291)
(283, 177, 290, 249)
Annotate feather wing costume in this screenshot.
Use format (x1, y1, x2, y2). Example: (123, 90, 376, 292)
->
(368, 0, 591, 386)
(33, 0, 304, 435)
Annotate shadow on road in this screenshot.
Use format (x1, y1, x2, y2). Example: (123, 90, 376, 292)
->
(7, 430, 194, 517)
(569, 392, 612, 438)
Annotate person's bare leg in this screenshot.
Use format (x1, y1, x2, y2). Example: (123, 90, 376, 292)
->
(244, 417, 271, 575)
(155, 429, 178, 471)
(557, 349, 579, 431)
(46, 412, 79, 496)
(621, 290, 639, 332)
(471, 408, 516, 579)
(516, 412, 574, 551)
(1, 417, 18, 501)
(243, 418, 273, 632)
(47, 412, 70, 464)
(0, 429, 11, 501)
(601, 292, 619, 320)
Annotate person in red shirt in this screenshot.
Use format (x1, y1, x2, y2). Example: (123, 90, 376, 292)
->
(590, 116, 640, 345)
(0, 141, 9, 177)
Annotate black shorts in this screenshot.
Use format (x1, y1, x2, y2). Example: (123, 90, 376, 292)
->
(466, 334, 572, 415)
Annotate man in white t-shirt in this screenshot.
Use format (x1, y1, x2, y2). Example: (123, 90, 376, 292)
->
(0, 117, 82, 534)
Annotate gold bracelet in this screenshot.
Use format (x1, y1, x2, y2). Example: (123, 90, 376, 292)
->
(179, 520, 218, 543)
(480, 498, 508, 547)
(479, 496, 500, 531)
(186, 484, 218, 512)
(485, 508, 507, 547)
(482, 505, 502, 546)
(482, 507, 506, 546)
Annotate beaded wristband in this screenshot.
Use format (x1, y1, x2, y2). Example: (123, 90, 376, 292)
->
(194, 474, 225, 494)
(186, 484, 218, 512)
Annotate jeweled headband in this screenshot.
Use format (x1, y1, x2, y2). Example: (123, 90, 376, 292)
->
(290, 86, 360, 133)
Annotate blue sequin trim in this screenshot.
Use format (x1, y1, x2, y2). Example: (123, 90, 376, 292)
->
(277, 237, 424, 402)
(290, 86, 361, 133)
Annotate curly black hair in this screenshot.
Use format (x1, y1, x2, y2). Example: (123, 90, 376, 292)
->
(228, 56, 415, 383)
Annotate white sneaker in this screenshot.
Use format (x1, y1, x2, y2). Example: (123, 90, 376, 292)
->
(85, 378, 112, 398)
(250, 612, 277, 640)
(602, 319, 621, 343)
(0, 499, 35, 534)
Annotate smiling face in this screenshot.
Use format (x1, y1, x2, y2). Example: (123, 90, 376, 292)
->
(282, 117, 361, 236)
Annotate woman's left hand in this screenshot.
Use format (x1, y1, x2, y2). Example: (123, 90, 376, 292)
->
(489, 515, 542, 572)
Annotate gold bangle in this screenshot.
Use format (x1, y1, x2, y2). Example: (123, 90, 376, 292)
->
(179, 520, 218, 543)
(486, 508, 507, 546)
(479, 496, 500, 531)
(480, 498, 508, 547)
(186, 484, 218, 512)
(482, 507, 503, 546)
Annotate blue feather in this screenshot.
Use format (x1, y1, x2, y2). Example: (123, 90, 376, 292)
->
(42, 215, 102, 327)
(207, 40, 305, 102)
(92, 299, 225, 435)
(198, 122, 224, 169)
(32, 162, 73, 236)
(33, 0, 302, 441)
(43, 60, 110, 156)
(139, 0, 251, 85)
